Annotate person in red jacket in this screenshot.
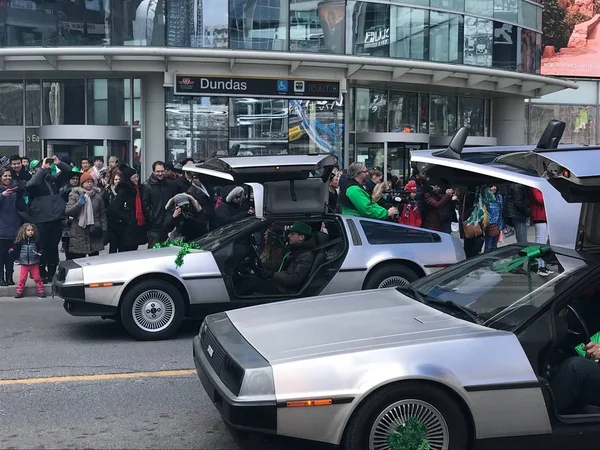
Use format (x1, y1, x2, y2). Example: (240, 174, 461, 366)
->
(530, 187, 553, 276)
(398, 180, 422, 227)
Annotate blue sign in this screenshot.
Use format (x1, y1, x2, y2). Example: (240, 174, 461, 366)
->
(277, 80, 288, 92)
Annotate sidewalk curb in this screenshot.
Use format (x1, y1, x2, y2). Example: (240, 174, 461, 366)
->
(0, 283, 52, 298)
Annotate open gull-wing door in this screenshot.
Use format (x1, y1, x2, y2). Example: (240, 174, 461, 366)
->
(495, 120, 600, 252)
(183, 154, 338, 217)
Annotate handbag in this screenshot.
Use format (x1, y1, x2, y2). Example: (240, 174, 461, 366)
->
(486, 223, 500, 237)
(461, 197, 483, 239)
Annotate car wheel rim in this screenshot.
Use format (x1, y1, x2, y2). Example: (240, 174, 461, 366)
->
(132, 290, 175, 333)
(378, 276, 410, 289)
(369, 399, 449, 450)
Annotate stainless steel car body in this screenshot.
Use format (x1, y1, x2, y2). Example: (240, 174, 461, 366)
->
(193, 123, 600, 449)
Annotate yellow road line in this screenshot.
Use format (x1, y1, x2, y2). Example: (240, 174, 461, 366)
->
(0, 369, 197, 386)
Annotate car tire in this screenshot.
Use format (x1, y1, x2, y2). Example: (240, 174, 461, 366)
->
(363, 264, 420, 290)
(120, 280, 185, 341)
(342, 382, 469, 450)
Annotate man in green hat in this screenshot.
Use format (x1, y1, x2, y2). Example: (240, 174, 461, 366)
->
(241, 221, 317, 295)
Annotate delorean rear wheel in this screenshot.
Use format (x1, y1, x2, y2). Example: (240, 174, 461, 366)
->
(342, 382, 469, 450)
(120, 279, 185, 341)
(364, 264, 420, 290)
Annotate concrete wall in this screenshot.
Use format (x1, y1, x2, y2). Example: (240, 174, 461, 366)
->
(492, 97, 526, 145)
(142, 73, 165, 180)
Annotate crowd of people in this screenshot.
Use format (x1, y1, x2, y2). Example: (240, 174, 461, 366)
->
(331, 161, 550, 268)
(0, 154, 258, 299)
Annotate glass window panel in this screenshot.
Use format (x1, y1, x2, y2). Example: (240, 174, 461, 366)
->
(165, 90, 229, 163)
(429, 11, 462, 63)
(4, 1, 58, 46)
(391, 6, 427, 60)
(107, 0, 165, 46)
(493, 21, 517, 70)
(133, 79, 141, 125)
(418, 93, 429, 133)
(430, 0, 465, 12)
(43, 80, 85, 125)
(465, 0, 493, 17)
(288, 99, 344, 159)
(459, 97, 486, 136)
(526, 104, 596, 146)
(58, 0, 105, 46)
(25, 80, 41, 126)
(389, 92, 418, 133)
(348, 87, 355, 132)
(133, 127, 142, 175)
(519, 27, 536, 73)
(356, 143, 384, 169)
(167, 0, 228, 48)
(463, 17, 492, 67)
(289, 0, 345, 54)
(430, 95, 457, 136)
(230, 98, 288, 156)
(520, 0, 537, 30)
(26, 128, 41, 161)
(87, 79, 129, 126)
(494, 0, 518, 23)
(229, 0, 287, 51)
(355, 88, 387, 132)
(350, 1, 390, 57)
(0, 81, 23, 126)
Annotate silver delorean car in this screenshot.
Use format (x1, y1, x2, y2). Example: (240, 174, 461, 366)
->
(53, 154, 464, 341)
(193, 121, 600, 450)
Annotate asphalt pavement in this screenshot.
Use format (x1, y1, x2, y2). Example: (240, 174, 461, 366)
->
(0, 296, 328, 449)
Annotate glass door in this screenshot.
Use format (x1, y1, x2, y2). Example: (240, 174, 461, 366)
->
(44, 140, 104, 167)
(0, 142, 23, 158)
(107, 140, 129, 166)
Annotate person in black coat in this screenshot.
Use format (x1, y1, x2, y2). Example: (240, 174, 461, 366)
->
(186, 173, 215, 231)
(142, 161, 178, 247)
(163, 193, 206, 242)
(214, 186, 254, 228)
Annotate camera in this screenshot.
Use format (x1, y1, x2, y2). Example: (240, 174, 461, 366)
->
(381, 190, 409, 206)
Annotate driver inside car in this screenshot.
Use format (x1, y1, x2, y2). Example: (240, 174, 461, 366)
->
(551, 284, 600, 414)
(238, 221, 316, 296)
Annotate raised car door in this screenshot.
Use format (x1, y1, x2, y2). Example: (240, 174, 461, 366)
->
(496, 149, 600, 252)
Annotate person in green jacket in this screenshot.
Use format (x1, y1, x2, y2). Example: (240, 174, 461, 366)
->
(337, 162, 398, 220)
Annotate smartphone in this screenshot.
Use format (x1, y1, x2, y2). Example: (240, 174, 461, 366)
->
(44, 157, 53, 165)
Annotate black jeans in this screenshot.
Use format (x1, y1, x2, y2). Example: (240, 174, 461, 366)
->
(464, 236, 484, 259)
(550, 357, 600, 413)
(0, 238, 15, 282)
(37, 220, 63, 279)
(109, 229, 138, 253)
(237, 275, 282, 296)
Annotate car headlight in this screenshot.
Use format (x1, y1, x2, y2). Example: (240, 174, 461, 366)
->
(64, 267, 84, 284)
(239, 366, 275, 398)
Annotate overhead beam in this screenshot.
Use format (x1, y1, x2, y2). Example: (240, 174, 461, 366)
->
(521, 81, 545, 93)
(392, 67, 410, 79)
(467, 74, 489, 87)
(44, 55, 58, 69)
(432, 71, 453, 83)
(346, 64, 363, 77)
(289, 60, 301, 74)
(496, 78, 519, 90)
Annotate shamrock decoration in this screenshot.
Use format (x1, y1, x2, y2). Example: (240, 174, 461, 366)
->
(388, 417, 430, 450)
(153, 239, 203, 268)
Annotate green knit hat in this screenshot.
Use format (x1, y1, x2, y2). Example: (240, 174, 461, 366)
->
(289, 221, 312, 236)
(29, 159, 40, 170)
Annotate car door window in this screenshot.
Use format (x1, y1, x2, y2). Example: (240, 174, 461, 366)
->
(360, 220, 440, 244)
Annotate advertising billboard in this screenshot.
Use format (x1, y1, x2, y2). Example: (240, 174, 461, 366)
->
(541, 1, 600, 77)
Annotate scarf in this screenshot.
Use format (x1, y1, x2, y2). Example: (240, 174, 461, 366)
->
(78, 189, 96, 228)
(134, 184, 145, 226)
(190, 181, 210, 199)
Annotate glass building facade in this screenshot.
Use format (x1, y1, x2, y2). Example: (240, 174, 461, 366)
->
(0, 0, 556, 178)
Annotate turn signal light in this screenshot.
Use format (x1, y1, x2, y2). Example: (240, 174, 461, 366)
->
(562, 169, 570, 178)
(286, 399, 332, 408)
(89, 282, 114, 288)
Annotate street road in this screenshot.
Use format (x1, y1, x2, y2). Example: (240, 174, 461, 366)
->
(0, 296, 329, 449)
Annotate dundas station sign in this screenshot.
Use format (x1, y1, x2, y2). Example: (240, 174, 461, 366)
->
(174, 75, 340, 100)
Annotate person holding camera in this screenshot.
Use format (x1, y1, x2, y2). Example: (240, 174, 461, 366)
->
(421, 183, 456, 233)
(338, 162, 398, 220)
(163, 193, 205, 242)
(24, 156, 72, 282)
(64, 172, 108, 259)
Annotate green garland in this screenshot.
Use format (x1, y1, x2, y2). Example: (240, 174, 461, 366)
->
(388, 417, 430, 450)
(153, 239, 203, 268)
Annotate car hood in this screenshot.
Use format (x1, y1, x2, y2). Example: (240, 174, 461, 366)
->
(226, 289, 497, 363)
(74, 247, 205, 267)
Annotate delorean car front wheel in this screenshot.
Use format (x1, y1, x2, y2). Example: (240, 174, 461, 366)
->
(120, 279, 185, 341)
(364, 264, 420, 290)
(343, 382, 469, 450)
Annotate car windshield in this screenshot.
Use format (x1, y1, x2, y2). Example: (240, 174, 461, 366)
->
(409, 245, 591, 331)
(193, 217, 260, 252)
